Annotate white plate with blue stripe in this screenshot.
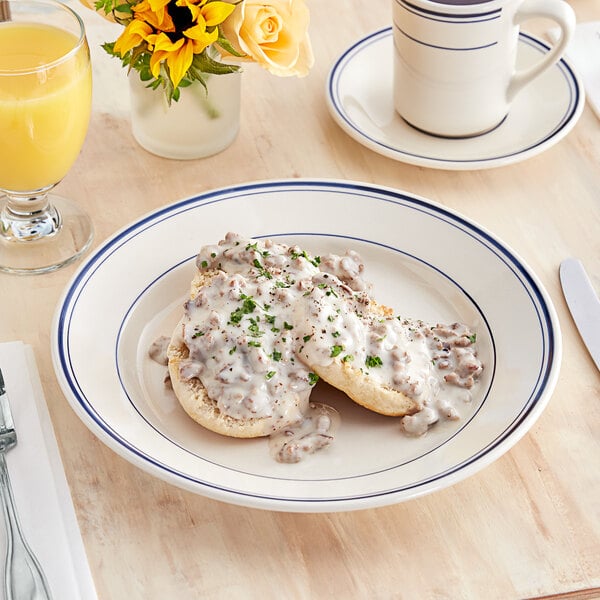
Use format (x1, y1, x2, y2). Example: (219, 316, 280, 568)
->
(326, 28, 583, 170)
(51, 180, 561, 512)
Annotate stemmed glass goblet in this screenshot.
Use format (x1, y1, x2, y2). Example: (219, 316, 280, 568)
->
(0, 0, 93, 274)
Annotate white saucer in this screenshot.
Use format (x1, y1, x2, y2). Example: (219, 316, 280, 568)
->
(326, 28, 584, 170)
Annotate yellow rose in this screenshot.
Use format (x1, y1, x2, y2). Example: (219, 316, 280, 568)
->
(222, 0, 314, 77)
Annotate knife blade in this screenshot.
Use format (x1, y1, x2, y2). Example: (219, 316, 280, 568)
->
(559, 258, 600, 371)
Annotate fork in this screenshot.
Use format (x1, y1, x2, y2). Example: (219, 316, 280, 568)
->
(0, 369, 52, 600)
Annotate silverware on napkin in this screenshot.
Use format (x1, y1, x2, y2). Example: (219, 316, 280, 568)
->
(0, 369, 52, 600)
(559, 258, 600, 371)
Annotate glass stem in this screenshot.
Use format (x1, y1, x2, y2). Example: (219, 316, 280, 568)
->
(0, 191, 61, 242)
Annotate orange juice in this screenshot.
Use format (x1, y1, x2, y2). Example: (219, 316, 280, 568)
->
(0, 23, 92, 192)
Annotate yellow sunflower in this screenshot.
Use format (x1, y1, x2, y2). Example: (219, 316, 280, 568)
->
(133, 0, 175, 31)
(113, 0, 235, 89)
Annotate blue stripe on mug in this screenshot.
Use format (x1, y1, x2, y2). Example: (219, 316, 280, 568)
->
(396, 0, 501, 22)
(393, 23, 498, 51)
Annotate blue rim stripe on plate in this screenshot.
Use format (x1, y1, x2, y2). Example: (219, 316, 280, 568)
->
(327, 28, 581, 167)
(56, 183, 556, 502)
(54, 181, 558, 505)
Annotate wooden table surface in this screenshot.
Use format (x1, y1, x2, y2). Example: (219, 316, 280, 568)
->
(1, 0, 599, 598)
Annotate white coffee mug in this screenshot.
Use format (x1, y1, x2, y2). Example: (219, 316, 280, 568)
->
(392, 0, 575, 138)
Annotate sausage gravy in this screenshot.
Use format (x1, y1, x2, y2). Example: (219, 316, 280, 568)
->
(153, 233, 484, 462)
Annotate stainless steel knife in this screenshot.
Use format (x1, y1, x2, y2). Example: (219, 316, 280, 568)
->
(559, 258, 600, 371)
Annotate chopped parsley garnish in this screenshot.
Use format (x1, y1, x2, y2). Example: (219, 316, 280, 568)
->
(330, 345, 344, 358)
(283, 321, 293, 330)
(291, 249, 321, 268)
(271, 350, 282, 362)
(308, 372, 320, 386)
(365, 355, 383, 368)
(265, 371, 276, 380)
(332, 331, 340, 338)
(248, 341, 261, 348)
(303, 334, 313, 343)
(228, 311, 243, 325)
(248, 318, 264, 337)
(342, 355, 354, 363)
(240, 294, 256, 308)
(191, 330, 204, 338)
(246, 242, 270, 257)
(229, 295, 257, 324)
(468, 333, 477, 343)
(200, 260, 208, 269)
(229, 346, 237, 355)
(252, 258, 273, 279)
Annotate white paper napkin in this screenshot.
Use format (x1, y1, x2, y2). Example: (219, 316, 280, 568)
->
(548, 21, 600, 119)
(0, 342, 97, 600)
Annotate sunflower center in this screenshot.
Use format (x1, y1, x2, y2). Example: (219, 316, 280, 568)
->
(167, 0, 194, 34)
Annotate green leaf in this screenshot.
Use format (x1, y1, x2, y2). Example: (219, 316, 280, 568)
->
(101, 41, 116, 56)
(139, 68, 153, 81)
(114, 3, 132, 13)
(215, 25, 246, 58)
(94, 0, 110, 12)
(192, 49, 241, 76)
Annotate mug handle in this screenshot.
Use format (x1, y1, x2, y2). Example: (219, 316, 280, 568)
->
(507, 0, 576, 102)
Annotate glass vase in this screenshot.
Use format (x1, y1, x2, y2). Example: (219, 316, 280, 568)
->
(128, 71, 241, 160)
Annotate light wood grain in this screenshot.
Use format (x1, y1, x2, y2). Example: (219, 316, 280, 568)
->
(1, 0, 599, 598)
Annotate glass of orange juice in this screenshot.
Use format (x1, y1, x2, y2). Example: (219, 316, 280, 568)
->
(0, 0, 93, 274)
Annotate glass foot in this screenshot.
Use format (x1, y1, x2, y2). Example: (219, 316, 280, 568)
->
(0, 194, 93, 275)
